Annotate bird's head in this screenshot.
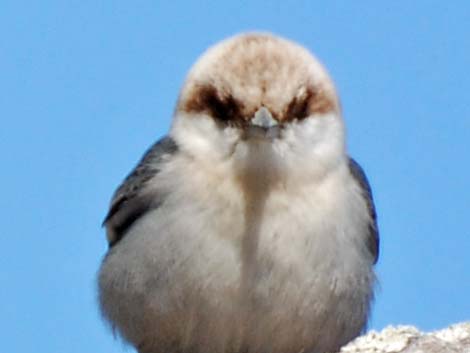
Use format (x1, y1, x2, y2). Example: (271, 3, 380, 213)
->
(171, 33, 346, 184)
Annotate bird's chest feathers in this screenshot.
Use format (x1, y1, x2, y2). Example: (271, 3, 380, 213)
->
(170, 158, 361, 273)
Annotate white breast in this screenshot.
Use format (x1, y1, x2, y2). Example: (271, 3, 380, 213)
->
(99, 153, 376, 353)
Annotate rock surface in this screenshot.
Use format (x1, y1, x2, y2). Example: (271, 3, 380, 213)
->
(340, 322, 470, 353)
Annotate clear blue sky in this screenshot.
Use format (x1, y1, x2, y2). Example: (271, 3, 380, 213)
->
(2, 1, 469, 352)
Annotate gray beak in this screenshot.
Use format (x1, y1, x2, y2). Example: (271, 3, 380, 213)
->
(246, 107, 280, 139)
(251, 107, 279, 128)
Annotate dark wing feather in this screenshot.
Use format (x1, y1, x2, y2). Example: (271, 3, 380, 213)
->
(348, 157, 379, 264)
(103, 136, 178, 247)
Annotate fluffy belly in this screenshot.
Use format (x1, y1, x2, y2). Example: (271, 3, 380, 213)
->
(98, 215, 374, 353)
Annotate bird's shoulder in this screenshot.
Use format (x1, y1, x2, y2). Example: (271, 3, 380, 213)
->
(347, 157, 379, 264)
(103, 136, 178, 247)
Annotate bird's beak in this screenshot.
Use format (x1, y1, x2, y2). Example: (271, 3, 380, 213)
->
(245, 107, 280, 139)
(251, 107, 278, 128)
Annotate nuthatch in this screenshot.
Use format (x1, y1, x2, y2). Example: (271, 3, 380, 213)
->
(98, 33, 379, 353)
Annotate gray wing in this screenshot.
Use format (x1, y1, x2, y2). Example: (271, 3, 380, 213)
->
(348, 157, 379, 264)
(103, 136, 178, 247)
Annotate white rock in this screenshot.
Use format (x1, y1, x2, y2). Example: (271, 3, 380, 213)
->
(340, 322, 470, 353)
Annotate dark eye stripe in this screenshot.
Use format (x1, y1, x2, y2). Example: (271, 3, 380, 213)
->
(285, 91, 311, 121)
(182, 85, 244, 123)
(284, 87, 335, 121)
(181, 84, 336, 124)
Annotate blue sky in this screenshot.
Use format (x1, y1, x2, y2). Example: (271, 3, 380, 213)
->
(2, 1, 469, 352)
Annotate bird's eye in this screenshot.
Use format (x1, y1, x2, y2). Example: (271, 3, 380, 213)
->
(184, 85, 242, 124)
(204, 89, 239, 123)
(285, 88, 316, 121)
(285, 86, 337, 121)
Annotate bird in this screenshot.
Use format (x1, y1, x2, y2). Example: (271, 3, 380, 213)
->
(98, 33, 379, 353)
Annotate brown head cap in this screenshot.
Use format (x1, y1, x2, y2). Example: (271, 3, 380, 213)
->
(177, 33, 340, 124)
